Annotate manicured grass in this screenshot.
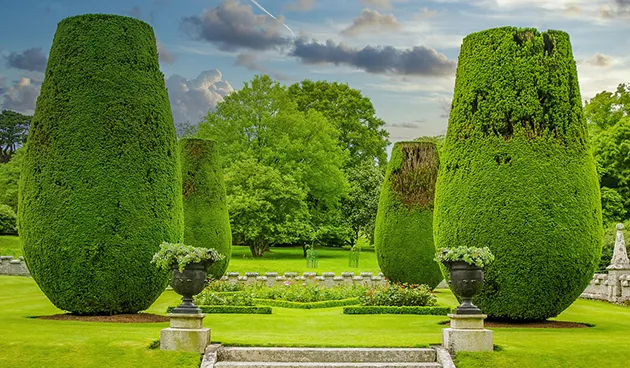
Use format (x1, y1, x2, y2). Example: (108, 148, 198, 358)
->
(0, 236, 379, 275)
(226, 244, 380, 275)
(0, 235, 21, 257)
(2, 276, 630, 367)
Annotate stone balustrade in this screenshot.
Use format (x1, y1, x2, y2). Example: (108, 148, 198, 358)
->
(0, 256, 30, 276)
(220, 271, 387, 288)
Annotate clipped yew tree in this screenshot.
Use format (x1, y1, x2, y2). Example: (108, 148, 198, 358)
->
(374, 141, 443, 289)
(434, 27, 603, 321)
(180, 138, 232, 278)
(19, 14, 183, 315)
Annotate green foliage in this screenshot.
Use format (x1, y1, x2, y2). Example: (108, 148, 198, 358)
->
(151, 242, 224, 272)
(359, 283, 437, 307)
(600, 187, 627, 225)
(343, 306, 450, 315)
(0, 110, 30, 163)
(0, 147, 24, 211)
(207, 279, 246, 292)
(180, 138, 232, 278)
(254, 298, 360, 309)
(197, 75, 348, 256)
(0, 204, 17, 235)
(585, 83, 630, 132)
(435, 246, 495, 268)
(374, 141, 443, 289)
(194, 290, 254, 306)
(593, 117, 630, 219)
(342, 158, 384, 245)
(434, 27, 603, 321)
(287, 79, 390, 168)
(18, 14, 183, 315)
(245, 282, 369, 302)
(167, 305, 272, 314)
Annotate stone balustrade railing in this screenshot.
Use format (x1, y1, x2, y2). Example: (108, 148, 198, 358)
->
(219, 271, 387, 288)
(0, 256, 30, 276)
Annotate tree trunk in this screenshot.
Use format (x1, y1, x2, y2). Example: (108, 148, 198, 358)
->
(249, 239, 267, 258)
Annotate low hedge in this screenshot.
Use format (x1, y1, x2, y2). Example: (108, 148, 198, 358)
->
(254, 298, 360, 309)
(343, 306, 451, 315)
(167, 305, 271, 314)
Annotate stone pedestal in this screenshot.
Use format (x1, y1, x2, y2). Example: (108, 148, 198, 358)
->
(161, 313, 210, 354)
(442, 314, 493, 353)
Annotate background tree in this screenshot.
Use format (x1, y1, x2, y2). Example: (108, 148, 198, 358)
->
(342, 158, 384, 245)
(585, 83, 630, 132)
(288, 80, 390, 168)
(0, 147, 24, 211)
(0, 110, 30, 163)
(196, 75, 348, 257)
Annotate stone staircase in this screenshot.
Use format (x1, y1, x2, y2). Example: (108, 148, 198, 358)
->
(203, 346, 453, 368)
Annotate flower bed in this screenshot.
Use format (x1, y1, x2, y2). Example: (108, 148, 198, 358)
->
(166, 305, 271, 314)
(254, 298, 360, 309)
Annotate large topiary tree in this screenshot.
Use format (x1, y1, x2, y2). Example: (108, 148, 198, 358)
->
(19, 14, 183, 315)
(434, 27, 603, 321)
(374, 141, 443, 289)
(180, 138, 232, 278)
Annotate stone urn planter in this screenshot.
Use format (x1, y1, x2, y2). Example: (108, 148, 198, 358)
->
(170, 261, 212, 314)
(445, 261, 484, 314)
(436, 246, 494, 315)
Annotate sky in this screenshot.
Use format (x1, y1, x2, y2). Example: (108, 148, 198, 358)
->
(0, 0, 629, 146)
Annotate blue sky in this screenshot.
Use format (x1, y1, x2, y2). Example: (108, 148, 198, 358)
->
(1, 0, 629, 145)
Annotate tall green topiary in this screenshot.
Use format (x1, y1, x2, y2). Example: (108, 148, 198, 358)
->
(374, 141, 443, 289)
(180, 138, 231, 278)
(434, 27, 603, 321)
(18, 14, 183, 315)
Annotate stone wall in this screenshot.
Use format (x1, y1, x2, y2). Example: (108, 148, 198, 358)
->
(581, 223, 630, 304)
(0, 256, 30, 276)
(219, 272, 387, 288)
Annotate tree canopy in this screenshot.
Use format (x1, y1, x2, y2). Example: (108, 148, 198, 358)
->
(196, 75, 349, 256)
(0, 110, 30, 163)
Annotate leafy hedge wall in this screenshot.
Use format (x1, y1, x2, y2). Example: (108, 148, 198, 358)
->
(434, 27, 603, 321)
(180, 138, 232, 279)
(374, 141, 443, 289)
(19, 14, 183, 315)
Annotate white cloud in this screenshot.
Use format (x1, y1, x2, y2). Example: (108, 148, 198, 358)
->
(165, 69, 234, 129)
(0, 77, 41, 115)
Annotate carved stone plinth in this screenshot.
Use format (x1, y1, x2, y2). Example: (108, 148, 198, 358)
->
(442, 314, 493, 353)
(161, 313, 210, 354)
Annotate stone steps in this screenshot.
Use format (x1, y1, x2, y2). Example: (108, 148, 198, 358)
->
(214, 362, 441, 368)
(207, 347, 444, 368)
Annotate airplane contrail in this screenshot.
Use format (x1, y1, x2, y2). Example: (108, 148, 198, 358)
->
(248, 0, 296, 37)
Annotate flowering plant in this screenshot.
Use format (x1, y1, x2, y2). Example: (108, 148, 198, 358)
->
(435, 246, 495, 268)
(151, 242, 224, 272)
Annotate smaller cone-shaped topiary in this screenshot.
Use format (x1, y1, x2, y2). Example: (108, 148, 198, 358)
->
(180, 138, 232, 278)
(374, 141, 443, 289)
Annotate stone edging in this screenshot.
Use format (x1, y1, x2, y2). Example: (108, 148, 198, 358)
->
(220, 271, 387, 288)
(0, 256, 30, 276)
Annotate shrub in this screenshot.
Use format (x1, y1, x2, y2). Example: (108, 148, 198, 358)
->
(343, 306, 450, 315)
(19, 14, 183, 315)
(254, 298, 360, 309)
(359, 283, 437, 307)
(151, 242, 224, 272)
(180, 138, 232, 279)
(167, 305, 271, 314)
(0, 204, 17, 235)
(374, 141, 443, 289)
(194, 290, 254, 306)
(434, 27, 603, 321)
(206, 280, 246, 292)
(248, 282, 369, 302)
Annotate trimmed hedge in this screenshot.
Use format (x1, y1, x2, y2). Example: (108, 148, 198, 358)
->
(254, 298, 360, 309)
(343, 306, 451, 315)
(434, 27, 603, 321)
(180, 138, 231, 279)
(374, 141, 443, 289)
(167, 305, 272, 314)
(19, 14, 183, 315)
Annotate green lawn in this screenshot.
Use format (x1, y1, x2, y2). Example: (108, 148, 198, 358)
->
(2, 276, 630, 367)
(0, 236, 380, 274)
